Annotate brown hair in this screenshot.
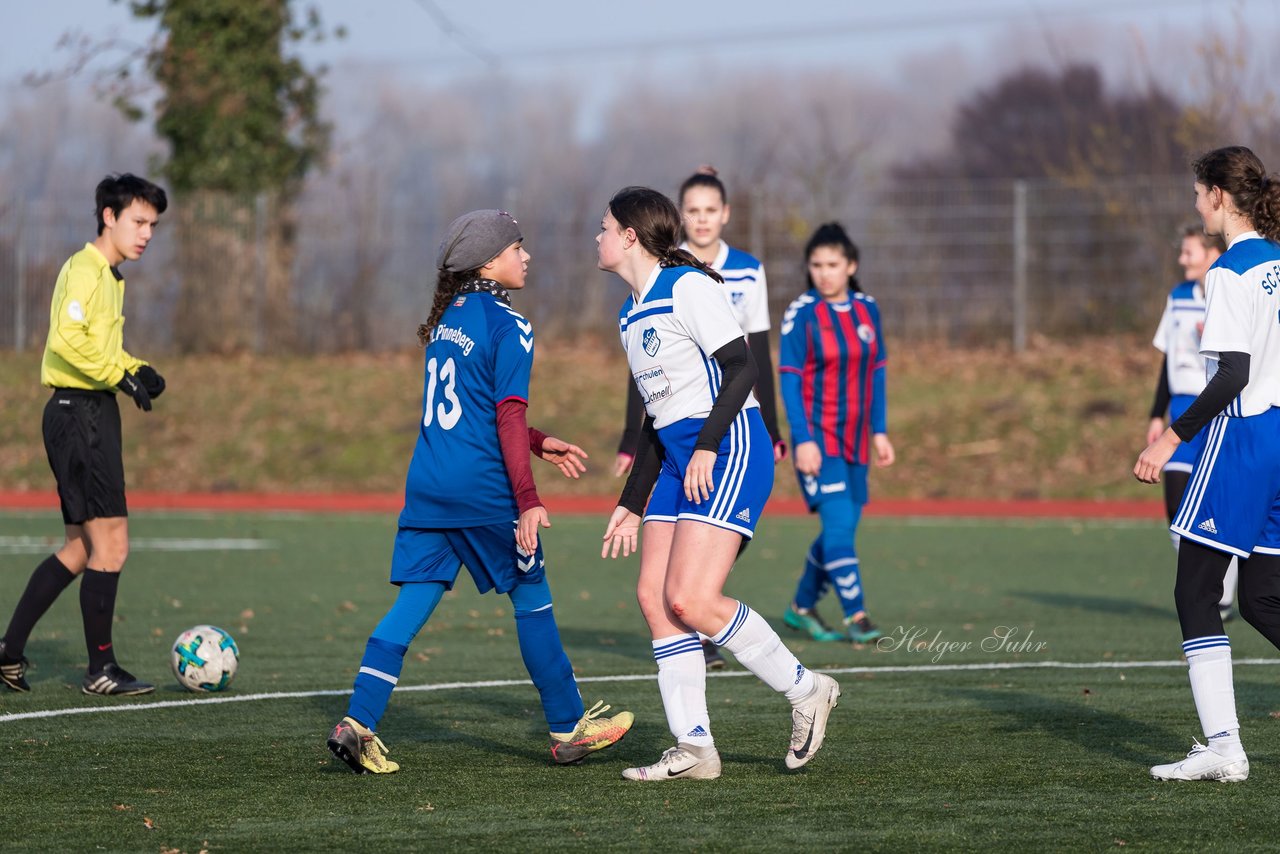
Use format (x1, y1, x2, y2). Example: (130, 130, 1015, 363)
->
(417, 269, 473, 346)
(1192, 146, 1280, 241)
(1180, 222, 1227, 255)
(679, 165, 727, 207)
(607, 186, 724, 283)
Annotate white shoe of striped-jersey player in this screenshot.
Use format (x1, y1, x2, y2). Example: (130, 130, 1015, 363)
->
(1150, 739, 1249, 782)
(621, 743, 721, 781)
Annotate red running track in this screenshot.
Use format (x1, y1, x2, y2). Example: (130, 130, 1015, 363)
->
(0, 491, 1164, 519)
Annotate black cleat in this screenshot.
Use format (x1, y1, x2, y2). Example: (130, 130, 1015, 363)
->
(0, 641, 31, 692)
(82, 663, 155, 696)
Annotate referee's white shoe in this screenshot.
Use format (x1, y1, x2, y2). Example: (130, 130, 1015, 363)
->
(1150, 739, 1248, 782)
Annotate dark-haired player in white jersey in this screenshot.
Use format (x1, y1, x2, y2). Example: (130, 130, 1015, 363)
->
(613, 167, 783, 670)
(600, 186, 839, 782)
(1135, 146, 1280, 782)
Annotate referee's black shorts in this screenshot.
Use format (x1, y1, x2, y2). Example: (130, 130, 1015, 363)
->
(43, 388, 128, 525)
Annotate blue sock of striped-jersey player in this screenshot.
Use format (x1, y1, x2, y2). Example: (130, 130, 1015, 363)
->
(714, 602, 816, 702)
(653, 633, 713, 747)
(792, 541, 827, 610)
(819, 500, 866, 619)
(1184, 636, 1244, 754)
(512, 579, 584, 734)
(347, 581, 445, 729)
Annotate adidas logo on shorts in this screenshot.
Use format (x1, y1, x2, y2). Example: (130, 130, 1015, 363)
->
(1197, 518, 1219, 534)
(735, 508, 751, 523)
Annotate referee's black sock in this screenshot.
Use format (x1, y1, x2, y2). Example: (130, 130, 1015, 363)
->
(2, 554, 76, 660)
(80, 568, 121, 673)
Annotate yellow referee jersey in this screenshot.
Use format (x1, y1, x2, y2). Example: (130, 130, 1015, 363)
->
(41, 243, 147, 390)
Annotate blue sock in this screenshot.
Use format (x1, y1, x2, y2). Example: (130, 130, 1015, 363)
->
(346, 581, 445, 729)
(819, 500, 866, 619)
(511, 580, 583, 733)
(792, 538, 826, 610)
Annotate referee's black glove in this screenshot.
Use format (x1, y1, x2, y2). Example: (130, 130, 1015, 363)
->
(117, 371, 153, 412)
(137, 364, 166, 399)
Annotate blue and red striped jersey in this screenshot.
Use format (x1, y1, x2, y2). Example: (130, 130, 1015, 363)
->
(779, 290, 886, 464)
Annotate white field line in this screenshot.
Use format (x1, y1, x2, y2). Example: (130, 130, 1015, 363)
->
(0, 536, 275, 555)
(3, 658, 1278, 724)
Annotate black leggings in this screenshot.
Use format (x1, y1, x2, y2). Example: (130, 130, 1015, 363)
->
(1175, 538, 1280, 646)
(1163, 470, 1191, 524)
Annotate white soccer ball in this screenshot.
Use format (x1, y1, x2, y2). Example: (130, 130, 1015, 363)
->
(170, 625, 239, 693)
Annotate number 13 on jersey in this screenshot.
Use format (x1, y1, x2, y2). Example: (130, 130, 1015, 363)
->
(423, 356, 462, 430)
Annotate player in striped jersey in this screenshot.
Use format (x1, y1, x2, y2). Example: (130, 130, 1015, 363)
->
(600, 187, 840, 781)
(326, 210, 632, 775)
(778, 223, 895, 645)
(1135, 146, 1280, 782)
(614, 168, 784, 670)
(1146, 224, 1237, 621)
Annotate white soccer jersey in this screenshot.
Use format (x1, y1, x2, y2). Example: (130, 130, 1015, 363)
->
(618, 264, 759, 429)
(1199, 231, 1280, 417)
(1151, 280, 1208, 396)
(680, 240, 770, 334)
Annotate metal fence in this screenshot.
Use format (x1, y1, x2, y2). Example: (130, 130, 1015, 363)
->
(0, 174, 1194, 353)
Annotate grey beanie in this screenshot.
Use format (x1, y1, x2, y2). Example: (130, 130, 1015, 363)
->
(436, 209, 523, 272)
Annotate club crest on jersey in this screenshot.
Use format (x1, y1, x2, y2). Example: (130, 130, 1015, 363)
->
(642, 327, 661, 357)
(857, 323, 876, 344)
(453, 296, 467, 307)
(731, 291, 745, 305)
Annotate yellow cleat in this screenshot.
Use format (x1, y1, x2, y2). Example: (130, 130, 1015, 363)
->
(327, 716, 400, 774)
(550, 700, 635, 765)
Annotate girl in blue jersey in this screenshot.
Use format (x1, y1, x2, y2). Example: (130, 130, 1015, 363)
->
(1135, 146, 1280, 782)
(326, 210, 633, 775)
(779, 223, 896, 645)
(599, 186, 840, 782)
(613, 166, 785, 672)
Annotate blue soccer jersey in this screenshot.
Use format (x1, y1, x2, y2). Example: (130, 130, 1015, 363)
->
(779, 290, 886, 464)
(399, 291, 534, 528)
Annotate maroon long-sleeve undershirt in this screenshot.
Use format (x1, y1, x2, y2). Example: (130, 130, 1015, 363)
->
(496, 397, 548, 514)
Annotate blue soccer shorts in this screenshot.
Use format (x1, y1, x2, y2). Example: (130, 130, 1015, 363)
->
(646, 408, 774, 538)
(1171, 408, 1280, 558)
(795, 452, 869, 512)
(389, 521, 546, 594)
(1165, 394, 1208, 473)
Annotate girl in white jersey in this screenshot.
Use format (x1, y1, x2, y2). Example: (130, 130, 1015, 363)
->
(1146, 225, 1237, 621)
(1135, 145, 1280, 783)
(599, 186, 840, 781)
(613, 166, 785, 672)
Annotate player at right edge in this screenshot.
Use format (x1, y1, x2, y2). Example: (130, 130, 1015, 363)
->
(1135, 145, 1280, 783)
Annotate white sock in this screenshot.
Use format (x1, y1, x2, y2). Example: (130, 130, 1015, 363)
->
(713, 601, 816, 702)
(1183, 637, 1243, 756)
(1220, 557, 1239, 609)
(653, 634, 713, 748)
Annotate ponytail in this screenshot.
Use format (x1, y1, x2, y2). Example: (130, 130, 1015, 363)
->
(418, 269, 473, 345)
(1193, 146, 1280, 241)
(661, 247, 725, 283)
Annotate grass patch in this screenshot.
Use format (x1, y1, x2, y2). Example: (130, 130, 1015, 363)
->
(1, 511, 1277, 851)
(0, 334, 1161, 499)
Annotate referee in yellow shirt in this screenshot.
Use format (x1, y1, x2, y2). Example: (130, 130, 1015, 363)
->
(0, 174, 168, 696)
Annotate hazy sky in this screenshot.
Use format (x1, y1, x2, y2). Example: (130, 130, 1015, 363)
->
(4, 0, 1276, 91)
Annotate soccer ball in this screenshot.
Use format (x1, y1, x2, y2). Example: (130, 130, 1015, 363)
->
(171, 625, 239, 693)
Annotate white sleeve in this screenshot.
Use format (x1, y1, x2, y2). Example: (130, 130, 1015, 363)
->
(1151, 297, 1171, 353)
(675, 273, 744, 356)
(1199, 268, 1254, 359)
(741, 263, 771, 333)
